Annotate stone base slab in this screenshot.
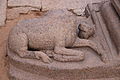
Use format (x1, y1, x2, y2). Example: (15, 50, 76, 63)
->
(8, 49, 120, 80)
(9, 63, 120, 80)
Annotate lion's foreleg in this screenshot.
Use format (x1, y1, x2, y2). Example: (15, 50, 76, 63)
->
(54, 35, 84, 62)
(73, 37, 109, 62)
(73, 37, 103, 55)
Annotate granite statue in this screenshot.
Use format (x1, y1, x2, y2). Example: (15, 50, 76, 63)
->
(7, 0, 120, 79)
(8, 10, 106, 63)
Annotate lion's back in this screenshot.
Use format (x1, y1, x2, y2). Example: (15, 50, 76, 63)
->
(8, 10, 77, 50)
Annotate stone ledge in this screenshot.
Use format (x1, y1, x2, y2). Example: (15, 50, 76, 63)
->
(8, 0, 107, 11)
(8, 48, 120, 80)
(7, 7, 40, 20)
(9, 64, 120, 80)
(9, 63, 120, 80)
(8, 0, 42, 8)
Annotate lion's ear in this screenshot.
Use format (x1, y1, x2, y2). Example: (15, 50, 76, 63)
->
(92, 24, 96, 33)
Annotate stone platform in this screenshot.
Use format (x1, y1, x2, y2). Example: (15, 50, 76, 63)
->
(8, 48, 120, 80)
(9, 64, 120, 80)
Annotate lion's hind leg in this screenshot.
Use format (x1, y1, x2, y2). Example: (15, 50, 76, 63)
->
(8, 33, 52, 63)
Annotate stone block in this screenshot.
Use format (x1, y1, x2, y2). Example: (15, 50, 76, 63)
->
(8, 0, 42, 8)
(7, 7, 40, 20)
(8, 0, 107, 12)
(0, 0, 7, 26)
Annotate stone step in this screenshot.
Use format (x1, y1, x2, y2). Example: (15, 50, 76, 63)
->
(0, 0, 7, 26)
(8, 48, 120, 80)
(9, 64, 120, 80)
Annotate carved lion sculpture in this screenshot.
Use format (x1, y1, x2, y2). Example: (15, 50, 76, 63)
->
(8, 10, 106, 63)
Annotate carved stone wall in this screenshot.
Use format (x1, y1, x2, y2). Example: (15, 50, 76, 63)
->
(0, 0, 107, 26)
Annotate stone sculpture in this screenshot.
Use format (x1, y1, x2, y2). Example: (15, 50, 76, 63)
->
(7, 0, 120, 80)
(8, 10, 105, 63)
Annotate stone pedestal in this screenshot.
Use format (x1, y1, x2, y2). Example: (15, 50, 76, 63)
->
(8, 49, 120, 80)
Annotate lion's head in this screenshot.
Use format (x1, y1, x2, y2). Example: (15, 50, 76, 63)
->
(78, 22, 95, 39)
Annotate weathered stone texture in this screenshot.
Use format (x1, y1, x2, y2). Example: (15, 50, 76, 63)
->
(8, 0, 108, 11)
(8, 0, 42, 8)
(7, 0, 120, 80)
(7, 7, 40, 20)
(72, 9, 85, 16)
(7, 0, 108, 19)
(42, 0, 107, 11)
(0, 0, 7, 26)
